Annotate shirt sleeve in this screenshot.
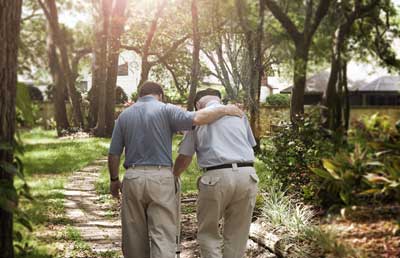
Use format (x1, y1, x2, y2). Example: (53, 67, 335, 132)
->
(178, 131, 196, 157)
(165, 104, 195, 132)
(109, 118, 124, 155)
(243, 116, 257, 147)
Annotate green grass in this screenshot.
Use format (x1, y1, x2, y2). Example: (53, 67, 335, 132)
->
(20, 128, 110, 175)
(14, 127, 110, 258)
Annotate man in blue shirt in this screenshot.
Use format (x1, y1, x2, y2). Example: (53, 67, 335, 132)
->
(174, 88, 258, 258)
(108, 82, 243, 258)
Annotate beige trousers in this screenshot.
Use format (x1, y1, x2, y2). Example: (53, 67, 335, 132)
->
(197, 166, 259, 258)
(121, 167, 178, 258)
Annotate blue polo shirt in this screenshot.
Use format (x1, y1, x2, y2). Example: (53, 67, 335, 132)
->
(109, 95, 195, 168)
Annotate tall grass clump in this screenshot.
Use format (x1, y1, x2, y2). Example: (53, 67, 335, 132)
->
(259, 178, 360, 257)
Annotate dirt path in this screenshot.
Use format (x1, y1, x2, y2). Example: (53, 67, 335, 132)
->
(64, 159, 274, 258)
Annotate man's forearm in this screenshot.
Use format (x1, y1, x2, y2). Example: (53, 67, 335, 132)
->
(173, 154, 193, 177)
(194, 103, 245, 125)
(108, 154, 121, 180)
(193, 106, 228, 125)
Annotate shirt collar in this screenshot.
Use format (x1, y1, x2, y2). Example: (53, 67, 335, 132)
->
(205, 100, 221, 108)
(138, 95, 157, 102)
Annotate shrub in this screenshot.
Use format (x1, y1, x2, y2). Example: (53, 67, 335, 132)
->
(265, 93, 290, 106)
(115, 86, 128, 104)
(164, 87, 187, 104)
(131, 91, 138, 101)
(258, 109, 335, 203)
(258, 178, 358, 257)
(310, 114, 400, 206)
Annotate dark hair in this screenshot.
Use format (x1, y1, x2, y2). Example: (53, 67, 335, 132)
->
(194, 88, 221, 109)
(139, 81, 164, 98)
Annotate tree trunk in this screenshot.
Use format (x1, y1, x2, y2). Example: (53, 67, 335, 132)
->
(138, 60, 151, 91)
(323, 28, 342, 130)
(342, 61, 350, 131)
(187, 0, 201, 111)
(46, 23, 69, 136)
(290, 45, 309, 122)
(0, 1, 22, 257)
(104, 0, 128, 136)
(238, 0, 265, 146)
(39, 0, 84, 128)
(93, 0, 111, 137)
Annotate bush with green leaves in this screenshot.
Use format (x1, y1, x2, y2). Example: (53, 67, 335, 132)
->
(258, 109, 335, 203)
(265, 93, 290, 106)
(115, 86, 128, 104)
(164, 87, 187, 104)
(130, 91, 138, 101)
(310, 114, 400, 206)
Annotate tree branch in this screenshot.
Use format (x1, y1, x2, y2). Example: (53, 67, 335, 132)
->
(264, 0, 302, 42)
(120, 45, 142, 54)
(142, 0, 168, 57)
(308, 0, 331, 38)
(149, 35, 191, 65)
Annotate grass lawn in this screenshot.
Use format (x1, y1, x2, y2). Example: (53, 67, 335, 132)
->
(15, 128, 110, 258)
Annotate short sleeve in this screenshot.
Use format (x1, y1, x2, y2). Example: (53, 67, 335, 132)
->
(243, 116, 257, 147)
(109, 118, 124, 155)
(165, 104, 195, 132)
(178, 131, 196, 157)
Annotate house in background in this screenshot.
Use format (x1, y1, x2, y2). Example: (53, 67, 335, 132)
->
(350, 76, 400, 106)
(83, 52, 141, 97)
(260, 76, 281, 102)
(280, 69, 400, 106)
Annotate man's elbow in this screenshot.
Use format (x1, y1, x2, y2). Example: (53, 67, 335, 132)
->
(192, 115, 201, 126)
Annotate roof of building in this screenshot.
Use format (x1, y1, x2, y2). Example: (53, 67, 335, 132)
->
(281, 70, 358, 94)
(355, 76, 400, 92)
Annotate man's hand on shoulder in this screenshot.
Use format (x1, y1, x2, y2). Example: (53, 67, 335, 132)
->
(224, 104, 244, 118)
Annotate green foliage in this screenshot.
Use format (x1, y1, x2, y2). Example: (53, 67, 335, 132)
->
(16, 83, 37, 127)
(13, 128, 110, 257)
(115, 86, 128, 104)
(164, 87, 187, 104)
(0, 134, 34, 255)
(352, 114, 400, 200)
(130, 91, 138, 102)
(309, 145, 376, 206)
(259, 176, 359, 257)
(258, 110, 335, 203)
(310, 114, 400, 207)
(265, 93, 290, 106)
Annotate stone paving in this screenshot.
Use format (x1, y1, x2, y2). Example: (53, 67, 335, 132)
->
(64, 158, 122, 257)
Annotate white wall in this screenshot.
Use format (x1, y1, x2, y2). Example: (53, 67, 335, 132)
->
(85, 52, 141, 97)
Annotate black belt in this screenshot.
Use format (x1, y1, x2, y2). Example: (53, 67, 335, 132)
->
(205, 162, 254, 171)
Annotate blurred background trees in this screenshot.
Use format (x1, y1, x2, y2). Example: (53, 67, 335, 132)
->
(15, 0, 400, 141)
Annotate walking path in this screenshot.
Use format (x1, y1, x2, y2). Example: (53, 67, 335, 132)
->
(64, 158, 122, 257)
(63, 158, 275, 258)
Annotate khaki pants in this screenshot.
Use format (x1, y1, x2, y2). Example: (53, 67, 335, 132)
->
(197, 166, 258, 258)
(121, 167, 178, 258)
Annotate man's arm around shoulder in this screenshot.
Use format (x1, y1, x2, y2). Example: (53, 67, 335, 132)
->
(193, 104, 243, 125)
